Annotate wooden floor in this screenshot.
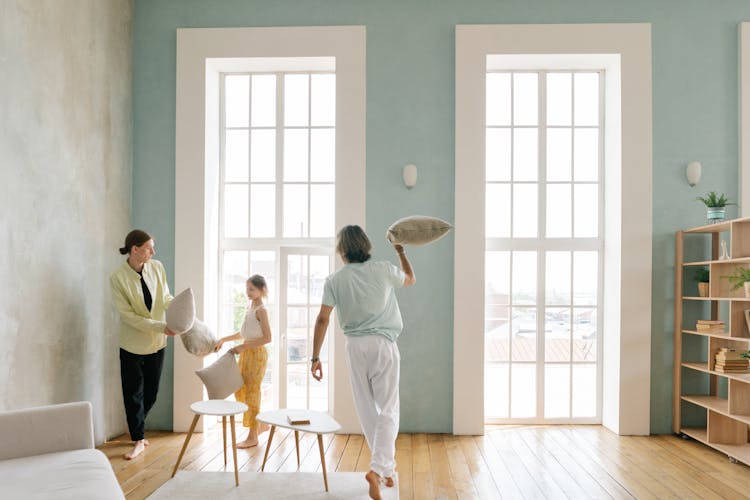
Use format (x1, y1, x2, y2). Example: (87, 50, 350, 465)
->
(100, 424, 750, 499)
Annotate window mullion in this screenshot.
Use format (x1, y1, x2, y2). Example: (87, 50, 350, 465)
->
(536, 70, 546, 420)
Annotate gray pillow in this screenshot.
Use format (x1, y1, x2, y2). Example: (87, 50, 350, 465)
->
(386, 215, 453, 246)
(166, 288, 195, 334)
(195, 351, 244, 400)
(180, 319, 217, 357)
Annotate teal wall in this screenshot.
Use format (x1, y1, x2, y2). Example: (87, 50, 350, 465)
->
(133, 0, 750, 434)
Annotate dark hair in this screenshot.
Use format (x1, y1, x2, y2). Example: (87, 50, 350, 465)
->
(247, 274, 268, 297)
(336, 225, 372, 263)
(119, 229, 153, 255)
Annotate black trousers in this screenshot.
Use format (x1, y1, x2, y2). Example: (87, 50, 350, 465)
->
(119, 348, 165, 441)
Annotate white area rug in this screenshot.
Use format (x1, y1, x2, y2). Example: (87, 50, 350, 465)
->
(148, 471, 399, 499)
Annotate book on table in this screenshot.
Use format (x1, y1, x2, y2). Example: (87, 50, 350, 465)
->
(287, 412, 311, 425)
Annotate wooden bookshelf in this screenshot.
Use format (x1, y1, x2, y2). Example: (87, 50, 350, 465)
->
(675, 216, 750, 465)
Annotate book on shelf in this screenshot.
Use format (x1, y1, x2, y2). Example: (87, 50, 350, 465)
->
(715, 366, 750, 373)
(286, 412, 311, 425)
(697, 320, 725, 325)
(696, 320, 725, 333)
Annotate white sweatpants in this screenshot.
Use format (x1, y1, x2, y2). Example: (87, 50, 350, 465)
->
(345, 334, 400, 478)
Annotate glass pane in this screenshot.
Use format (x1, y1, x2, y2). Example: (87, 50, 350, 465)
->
(574, 73, 599, 126)
(310, 307, 330, 363)
(311, 74, 335, 127)
(574, 184, 598, 238)
(250, 129, 275, 182)
(511, 251, 536, 305)
(546, 128, 572, 181)
(572, 364, 596, 417)
(286, 364, 308, 409)
(485, 362, 509, 418)
(486, 73, 511, 126)
(250, 251, 276, 302)
(486, 251, 510, 363)
(573, 308, 597, 362)
(287, 307, 308, 362)
(251, 74, 276, 127)
(261, 362, 274, 412)
(510, 363, 535, 418)
(512, 183, 537, 238)
(224, 184, 248, 237)
(223, 251, 248, 306)
(546, 251, 571, 305)
(310, 129, 335, 182)
(284, 129, 309, 182)
(225, 130, 249, 182)
(513, 128, 538, 181)
(485, 184, 510, 237)
(225, 75, 249, 128)
(287, 254, 308, 305)
(284, 74, 309, 126)
(222, 305, 246, 336)
(310, 370, 328, 411)
(310, 255, 330, 305)
(574, 128, 599, 182)
(545, 307, 571, 362)
(486, 128, 511, 181)
(546, 184, 571, 238)
(485, 306, 509, 362)
(310, 184, 335, 237)
(485, 250, 510, 304)
(573, 251, 598, 306)
(546, 73, 572, 126)
(283, 185, 309, 237)
(511, 307, 536, 362)
(513, 73, 538, 126)
(545, 364, 570, 418)
(250, 184, 275, 238)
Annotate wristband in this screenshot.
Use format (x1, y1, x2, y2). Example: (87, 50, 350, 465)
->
(310, 357, 320, 363)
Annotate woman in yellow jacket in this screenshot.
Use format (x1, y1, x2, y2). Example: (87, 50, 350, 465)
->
(110, 229, 176, 460)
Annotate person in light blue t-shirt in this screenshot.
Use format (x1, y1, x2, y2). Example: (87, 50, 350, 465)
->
(310, 225, 415, 500)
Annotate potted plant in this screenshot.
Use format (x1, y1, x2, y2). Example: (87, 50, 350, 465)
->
(694, 268, 710, 297)
(724, 266, 750, 297)
(696, 191, 734, 224)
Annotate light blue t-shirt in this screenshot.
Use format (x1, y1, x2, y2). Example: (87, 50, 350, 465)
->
(321, 260, 406, 341)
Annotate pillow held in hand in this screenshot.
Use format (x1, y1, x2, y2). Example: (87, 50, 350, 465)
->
(195, 351, 243, 400)
(166, 288, 195, 334)
(386, 215, 453, 246)
(180, 319, 217, 357)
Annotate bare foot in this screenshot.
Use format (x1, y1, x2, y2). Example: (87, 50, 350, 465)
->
(124, 440, 146, 460)
(384, 476, 395, 487)
(144, 439, 150, 446)
(365, 470, 382, 500)
(236, 438, 258, 449)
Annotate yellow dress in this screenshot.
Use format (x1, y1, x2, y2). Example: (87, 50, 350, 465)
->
(234, 304, 269, 428)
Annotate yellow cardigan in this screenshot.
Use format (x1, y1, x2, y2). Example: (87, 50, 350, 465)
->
(110, 259, 173, 355)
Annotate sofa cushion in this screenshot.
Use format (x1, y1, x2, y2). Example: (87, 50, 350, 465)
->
(167, 288, 196, 334)
(180, 319, 217, 357)
(195, 351, 244, 400)
(0, 449, 124, 500)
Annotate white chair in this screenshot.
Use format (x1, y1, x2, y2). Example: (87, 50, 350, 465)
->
(171, 400, 248, 486)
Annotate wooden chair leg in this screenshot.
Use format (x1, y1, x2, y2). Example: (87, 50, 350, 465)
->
(172, 414, 200, 477)
(261, 425, 276, 472)
(230, 415, 239, 487)
(294, 430, 300, 468)
(317, 433, 329, 492)
(222, 415, 227, 466)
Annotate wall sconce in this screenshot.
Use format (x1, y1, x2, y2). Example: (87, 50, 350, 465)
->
(686, 161, 702, 187)
(403, 163, 418, 189)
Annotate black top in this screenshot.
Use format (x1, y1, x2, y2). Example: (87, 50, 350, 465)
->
(138, 271, 153, 312)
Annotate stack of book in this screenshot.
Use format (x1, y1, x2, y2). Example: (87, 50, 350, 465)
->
(714, 348, 750, 373)
(696, 319, 725, 334)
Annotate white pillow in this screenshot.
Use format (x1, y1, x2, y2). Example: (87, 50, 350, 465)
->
(386, 215, 453, 246)
(166, 288, 195, 334)
(180, 319, 217, 357)
(195, 351, 244, 400)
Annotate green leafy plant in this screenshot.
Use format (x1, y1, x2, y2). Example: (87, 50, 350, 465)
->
(696, 191, 735, 208)
(723, 267, 750, 290)
(694, 268, 710, 283)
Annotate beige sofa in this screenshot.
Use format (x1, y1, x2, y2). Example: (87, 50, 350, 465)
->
(0, 401, 124, 499)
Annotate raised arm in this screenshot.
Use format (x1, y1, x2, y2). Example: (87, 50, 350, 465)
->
(393, 244, 416, 287)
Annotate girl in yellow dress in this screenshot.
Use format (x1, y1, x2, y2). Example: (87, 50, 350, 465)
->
(216, 275, 272, 448)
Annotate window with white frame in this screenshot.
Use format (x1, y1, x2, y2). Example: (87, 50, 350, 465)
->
(484, 70, 603, 422)
(218, 68, 336, 412)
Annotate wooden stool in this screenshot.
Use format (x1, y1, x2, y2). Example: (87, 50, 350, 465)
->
(171, 400, 248, 486)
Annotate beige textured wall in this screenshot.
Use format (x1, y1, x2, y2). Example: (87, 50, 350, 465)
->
(0, 0, 133, 443)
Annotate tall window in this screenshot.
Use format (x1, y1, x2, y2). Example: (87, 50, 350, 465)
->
(218, 69, 336, 412)
(484, 70, 603, 422)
